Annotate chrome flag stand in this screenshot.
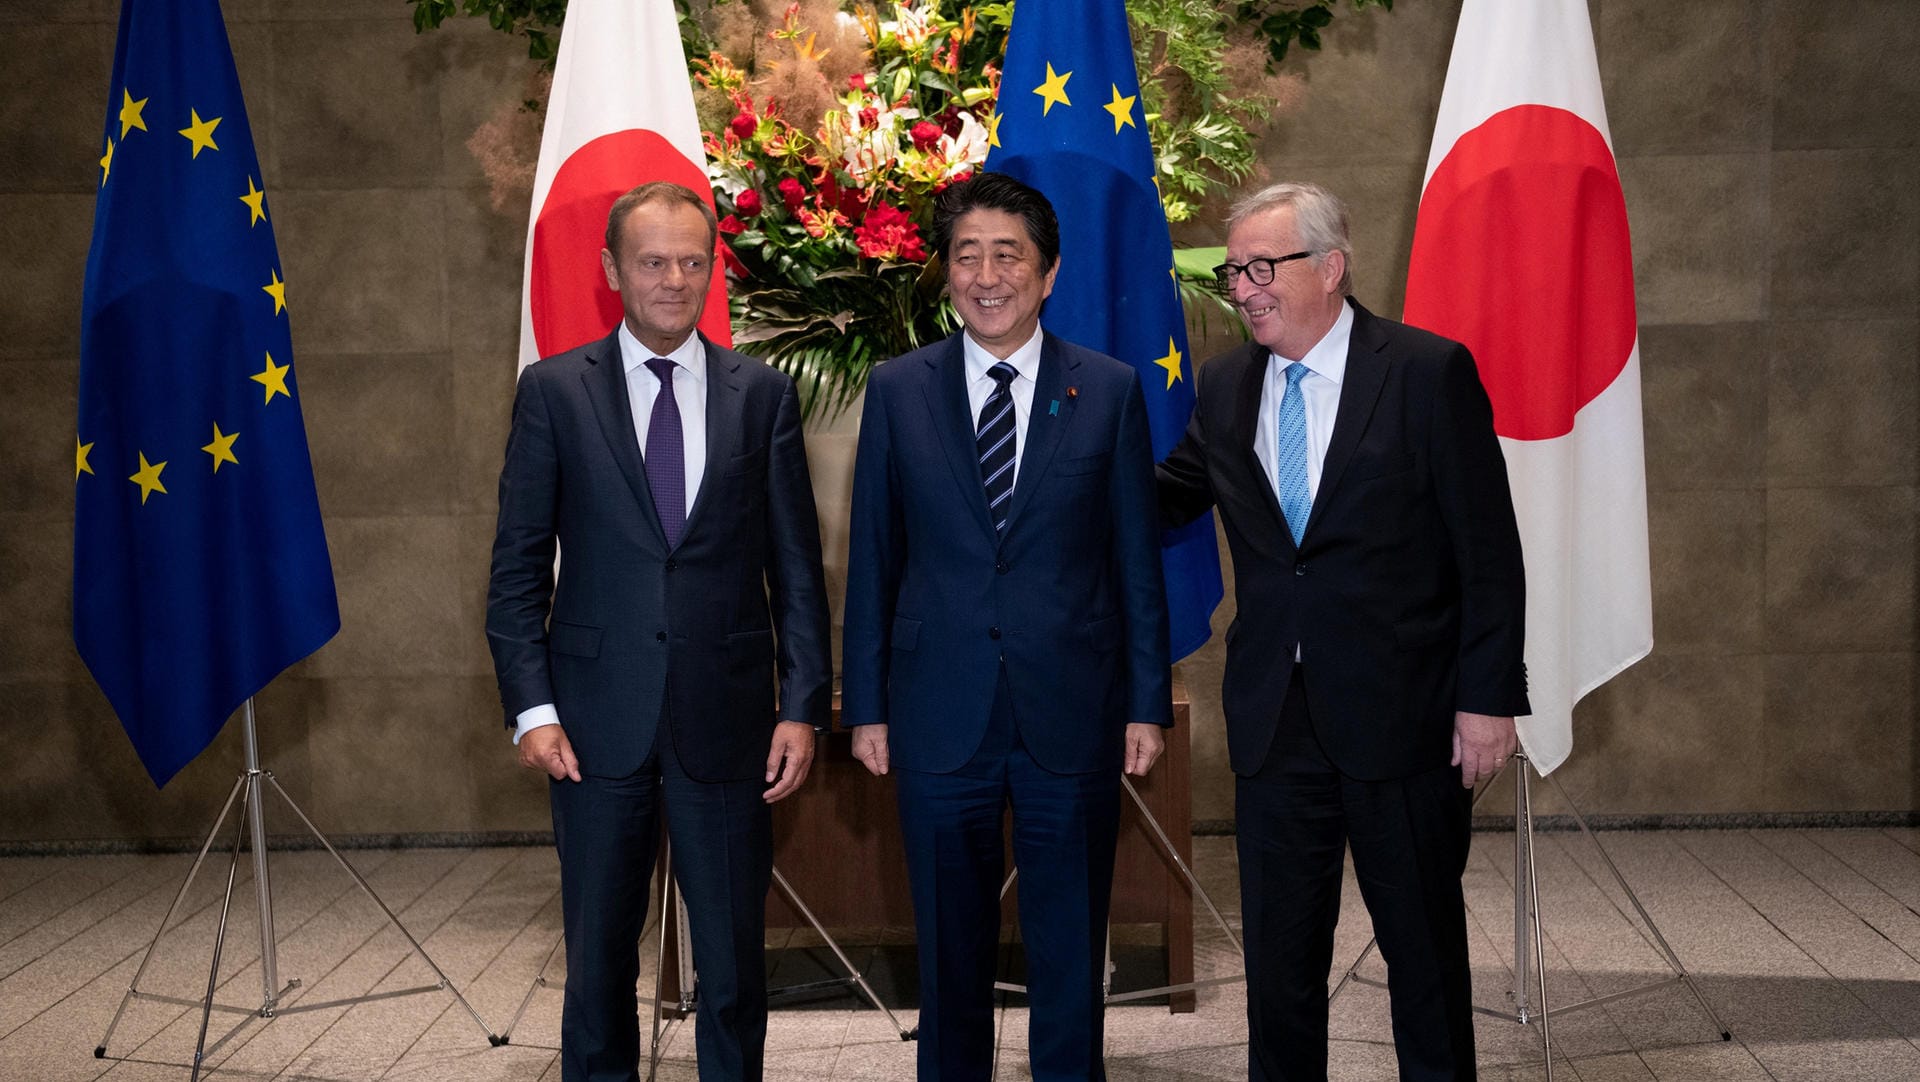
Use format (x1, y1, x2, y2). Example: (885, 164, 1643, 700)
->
(1328, 752, 1730, 1079)
(94, 700, 496, 1078)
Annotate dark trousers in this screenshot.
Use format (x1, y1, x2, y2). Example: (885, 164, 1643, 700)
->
(894, 672, 1122, 1082)
(550, 716, 772, 1082)
(1236, 674, 1477, 1082)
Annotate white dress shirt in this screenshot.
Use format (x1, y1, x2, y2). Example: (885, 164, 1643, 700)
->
(1253, 300, 1354, 503)
(962, 324, 1045, 484)
(513, 327, 709, 745)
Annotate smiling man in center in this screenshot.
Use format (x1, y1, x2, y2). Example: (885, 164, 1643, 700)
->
(842, 171, 1172, 1082)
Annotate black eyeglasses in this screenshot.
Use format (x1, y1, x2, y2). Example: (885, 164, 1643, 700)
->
(1212, 251, 1313, 287)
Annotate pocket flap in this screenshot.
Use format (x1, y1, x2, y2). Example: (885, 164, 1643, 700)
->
(1054, 452, 1111, 476)
(549, 621, 603, 658)
(1354, 452, 1416, 481)
(1393, 614, 1454, 649)
(725, 447, 768, 476)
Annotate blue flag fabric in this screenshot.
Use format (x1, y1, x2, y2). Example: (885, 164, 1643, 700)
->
(987, 0, 1223, 659)
(75, 0, 339, 787)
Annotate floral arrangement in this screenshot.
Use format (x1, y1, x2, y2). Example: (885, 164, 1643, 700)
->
(693, 3, 1005, 417)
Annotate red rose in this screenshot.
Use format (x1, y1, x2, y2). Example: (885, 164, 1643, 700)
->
(858, 106, 879, 129)
(854, 202, 928, 262)
(910, 120, 942, 152)
(733, 188, 763, 216)
(717, 214, 745, 236)
(777, 176, 805, 213)
(729, 112, 757, 139)
(849, 72, 868, 91)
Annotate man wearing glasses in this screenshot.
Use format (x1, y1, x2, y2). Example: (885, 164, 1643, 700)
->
(1158, 182, 1529, 1081)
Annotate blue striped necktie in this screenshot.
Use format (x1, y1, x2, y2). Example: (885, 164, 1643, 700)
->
(976, 362, 1018, 536)
(1275, 361, 1311, 546)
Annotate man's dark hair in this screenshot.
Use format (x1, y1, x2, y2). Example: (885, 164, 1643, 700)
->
(930, 172, 1061, 272)
(604, 181, 718, 256)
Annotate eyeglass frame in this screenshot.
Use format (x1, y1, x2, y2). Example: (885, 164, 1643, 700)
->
(1212, 251, 1314, 288)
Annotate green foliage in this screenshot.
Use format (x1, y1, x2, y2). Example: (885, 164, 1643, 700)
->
(1127, 0, 1268, 223)
(410, 0, 572, 67)
(1235, 0, 1395, 65)
(729, 262, 958, 418)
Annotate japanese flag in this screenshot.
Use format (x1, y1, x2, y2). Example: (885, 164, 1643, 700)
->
(1403, 0, 1651, 775)
(518, 0, 730, 373)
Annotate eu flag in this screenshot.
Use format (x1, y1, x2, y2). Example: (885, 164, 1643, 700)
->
(987, 0, 1223, 659)
(75, 0, 339, 786)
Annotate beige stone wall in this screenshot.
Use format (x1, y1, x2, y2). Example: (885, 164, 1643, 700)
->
(0, 1, 1913, 844)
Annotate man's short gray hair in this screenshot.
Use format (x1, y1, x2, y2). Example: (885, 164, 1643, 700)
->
(1227, 182, 1354, 296)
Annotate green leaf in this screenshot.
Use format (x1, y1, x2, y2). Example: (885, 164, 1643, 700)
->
(917, 69, 959, 97)
(1172, 246, 1227, 279)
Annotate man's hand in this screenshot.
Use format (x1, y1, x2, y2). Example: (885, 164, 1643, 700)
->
(851, 724, 890, 776)
(518, 724, 581, 782)
(763, 721, 816, 804)
(1124, 723, 1165, 777)
(1452, 711, 1518, 789)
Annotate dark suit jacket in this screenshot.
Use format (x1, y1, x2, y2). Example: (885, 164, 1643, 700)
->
(1159, 300, 1528, 781)
(841, 330, 1172, 775)
(486, 330, 832, 781)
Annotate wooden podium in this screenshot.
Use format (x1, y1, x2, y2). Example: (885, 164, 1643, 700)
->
(738, 682, 1197, 1013)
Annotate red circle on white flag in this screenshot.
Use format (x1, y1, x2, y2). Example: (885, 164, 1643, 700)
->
(529, 129, 732, 358)
(1404, 105, 1635, 441)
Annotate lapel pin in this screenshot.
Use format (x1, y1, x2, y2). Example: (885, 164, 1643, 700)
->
(1049, 400, 1059, 416)
(1066, 386, 1079, 398)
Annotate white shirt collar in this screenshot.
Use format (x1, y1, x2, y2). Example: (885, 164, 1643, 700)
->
(618, 324, 707, 385)
(962, 324, 1045, 387)
(1270, 299, 1353, 386)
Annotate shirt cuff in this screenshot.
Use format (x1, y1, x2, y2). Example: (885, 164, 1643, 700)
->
(513, 703, 560, 745)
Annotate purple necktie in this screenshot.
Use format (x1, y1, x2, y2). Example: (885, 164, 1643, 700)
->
(643, 357, 685, 548)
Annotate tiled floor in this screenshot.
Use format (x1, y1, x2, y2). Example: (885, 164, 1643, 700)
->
(5, 828, 1920, 1080)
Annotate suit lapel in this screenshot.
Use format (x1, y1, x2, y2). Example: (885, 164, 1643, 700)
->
(922, 333, 997, 539)
(582, 330, 669, 549)
(1227, 340, 1291, 553)
(1307, 300, 1390, 537)
(683, 336, 745, 541)
(1003, 334, 1076, 532)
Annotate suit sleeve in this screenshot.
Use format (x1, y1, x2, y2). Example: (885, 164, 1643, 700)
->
(840, 378, 904, 728)
(763, 376, 833, 727)
(1156, 362, 1217, 529)
(1111, 372, 1174, 727)
(1430, 344, 1530, 718)
(485, 367, 561, 728)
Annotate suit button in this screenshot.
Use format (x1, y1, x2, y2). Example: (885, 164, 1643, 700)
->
(989, 626, 1002, 640)
(665, 559, 677, 571)
(996, 561, 1009, 574)
(656, 631, 667, 642)
(1295, 563, 1307, 576)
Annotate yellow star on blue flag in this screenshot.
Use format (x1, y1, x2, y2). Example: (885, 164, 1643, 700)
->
(76, 0, 338, 787)
(987, 0, 1221, 660)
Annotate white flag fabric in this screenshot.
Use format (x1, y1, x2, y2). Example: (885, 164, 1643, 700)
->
(518, 0, 730, 373)
(1403, 0, 1651, 775)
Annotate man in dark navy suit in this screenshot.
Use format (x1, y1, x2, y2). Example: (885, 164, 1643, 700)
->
(842, 172, 1172, 1082)
(486, 181, 831, 1082)
(1159, 182, 1529, 1081)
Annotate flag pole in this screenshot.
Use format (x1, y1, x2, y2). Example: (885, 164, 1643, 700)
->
(241, 700, 279, 1007)
(94, 699, 500, 1068)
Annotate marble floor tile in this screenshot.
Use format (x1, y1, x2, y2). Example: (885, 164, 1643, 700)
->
(4, 829, 1920, 1079)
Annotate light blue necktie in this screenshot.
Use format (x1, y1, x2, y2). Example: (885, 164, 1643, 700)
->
(1275, 362, 1311, 546)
